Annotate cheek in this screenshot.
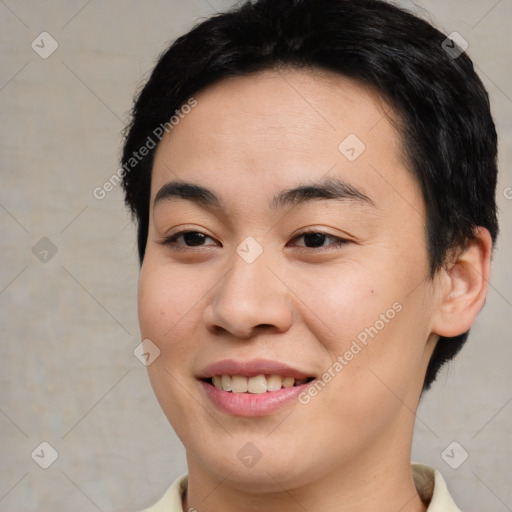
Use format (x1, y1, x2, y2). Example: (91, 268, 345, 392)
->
(289, 261, 391, 348)
(295, 238, 429, 346)
(290, 259, 430, 398)
(137, 260, 208, 359)
(137, 259, 210, 428)
(328, 296, 430, 425)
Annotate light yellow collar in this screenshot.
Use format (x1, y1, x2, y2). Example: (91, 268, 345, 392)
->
(141, 464, 461, 511)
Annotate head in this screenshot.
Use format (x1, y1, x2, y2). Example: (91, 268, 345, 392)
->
(121, 0, 497, 491)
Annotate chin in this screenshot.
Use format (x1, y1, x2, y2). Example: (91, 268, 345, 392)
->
(188, 438, 330, 494)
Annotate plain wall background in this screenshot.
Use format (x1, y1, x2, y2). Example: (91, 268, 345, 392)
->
(1, 1, 511, 510)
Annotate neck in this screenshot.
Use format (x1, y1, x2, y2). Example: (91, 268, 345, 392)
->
(183, 435, 427, 512)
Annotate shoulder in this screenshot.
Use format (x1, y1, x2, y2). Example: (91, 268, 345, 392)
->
(412, 463, 462, 511)
(137, 474, 188, 512)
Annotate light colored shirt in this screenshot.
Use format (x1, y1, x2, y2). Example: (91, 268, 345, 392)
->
(139, 463, 461, 511)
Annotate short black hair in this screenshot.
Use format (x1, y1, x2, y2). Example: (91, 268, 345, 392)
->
(120, 0, 498, 391)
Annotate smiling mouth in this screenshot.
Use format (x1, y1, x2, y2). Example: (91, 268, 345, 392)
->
(204, 375, 315, 394)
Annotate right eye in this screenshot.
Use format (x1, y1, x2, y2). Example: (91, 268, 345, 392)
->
(159, 230, 220, 248)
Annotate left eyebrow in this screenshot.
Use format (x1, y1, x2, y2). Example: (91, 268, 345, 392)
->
(153, 177, 375, 211)
(270, 177, 376, 210)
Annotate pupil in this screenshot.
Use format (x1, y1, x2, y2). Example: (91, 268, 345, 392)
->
(304, 233, 325, 248)
(184, 232, 206, 246)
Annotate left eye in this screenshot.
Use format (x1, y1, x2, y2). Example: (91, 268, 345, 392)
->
(290, 232, 347, 248)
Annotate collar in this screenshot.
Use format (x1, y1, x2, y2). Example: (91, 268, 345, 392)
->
(141, 464, 461, 511)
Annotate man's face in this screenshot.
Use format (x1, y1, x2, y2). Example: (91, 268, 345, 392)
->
(138, 69, 439, 490)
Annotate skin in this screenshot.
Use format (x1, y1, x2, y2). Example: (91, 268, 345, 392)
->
(138, 68, 492, 512)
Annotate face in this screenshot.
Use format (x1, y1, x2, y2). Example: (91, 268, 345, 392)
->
(138, 68, 440, 491)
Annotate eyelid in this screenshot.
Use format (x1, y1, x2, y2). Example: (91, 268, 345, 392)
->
(287, 229, 351, 249)
(157, 227, 352, 251)
(290, 227, 352, 241)
(157, 228, 221, 248)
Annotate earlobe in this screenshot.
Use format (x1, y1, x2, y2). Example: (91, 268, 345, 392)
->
(431, 227, 493, 338)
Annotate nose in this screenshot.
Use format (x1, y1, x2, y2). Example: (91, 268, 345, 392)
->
(202, 252, 294, 339)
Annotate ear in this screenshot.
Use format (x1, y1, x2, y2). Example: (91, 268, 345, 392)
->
(431, 227, 493, 338)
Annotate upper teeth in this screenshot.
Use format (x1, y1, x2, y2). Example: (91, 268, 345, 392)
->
(211, 375, 309, 394)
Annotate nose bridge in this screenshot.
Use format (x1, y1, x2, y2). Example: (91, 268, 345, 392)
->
(204, 242, 293, 337)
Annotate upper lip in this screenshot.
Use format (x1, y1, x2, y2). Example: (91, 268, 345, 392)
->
(198, 359, 314, 380)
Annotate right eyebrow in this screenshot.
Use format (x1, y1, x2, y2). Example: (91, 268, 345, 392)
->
(153, 181, 222, 210)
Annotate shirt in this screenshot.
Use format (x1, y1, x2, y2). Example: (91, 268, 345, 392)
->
(139, 463, 461, 511)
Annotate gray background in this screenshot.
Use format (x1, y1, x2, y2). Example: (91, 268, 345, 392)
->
(0, 0, 511, 510)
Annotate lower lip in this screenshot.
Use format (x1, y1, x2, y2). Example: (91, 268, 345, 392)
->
(201, 380, 312, 416)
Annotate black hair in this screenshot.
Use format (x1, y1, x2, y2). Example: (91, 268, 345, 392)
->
(120, 0, 498, 391)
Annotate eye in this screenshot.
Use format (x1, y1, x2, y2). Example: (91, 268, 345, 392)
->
(289, 231, 348, 249)
(159, 230, 219, 248)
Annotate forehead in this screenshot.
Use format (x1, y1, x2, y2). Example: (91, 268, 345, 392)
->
(151, 68, 421, 216)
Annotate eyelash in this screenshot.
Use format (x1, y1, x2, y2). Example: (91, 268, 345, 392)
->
(158, 230, 350, 251)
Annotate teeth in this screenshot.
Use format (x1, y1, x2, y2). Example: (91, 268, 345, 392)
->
(221, 375, 232, 391)
(231, 375, 248, 393)
(247, 375, 267, 394)
(210, 374, 312, 394)
(266, 374, 283, 391)
(282, 376, 294, 388)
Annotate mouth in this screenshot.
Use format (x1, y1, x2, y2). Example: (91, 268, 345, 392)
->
(202, 374, 315, 394)
(197, 359, 317, 416)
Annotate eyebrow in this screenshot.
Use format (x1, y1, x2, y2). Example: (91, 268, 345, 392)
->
(270, 178, 375, 210)
(153, 177, 375, 211)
